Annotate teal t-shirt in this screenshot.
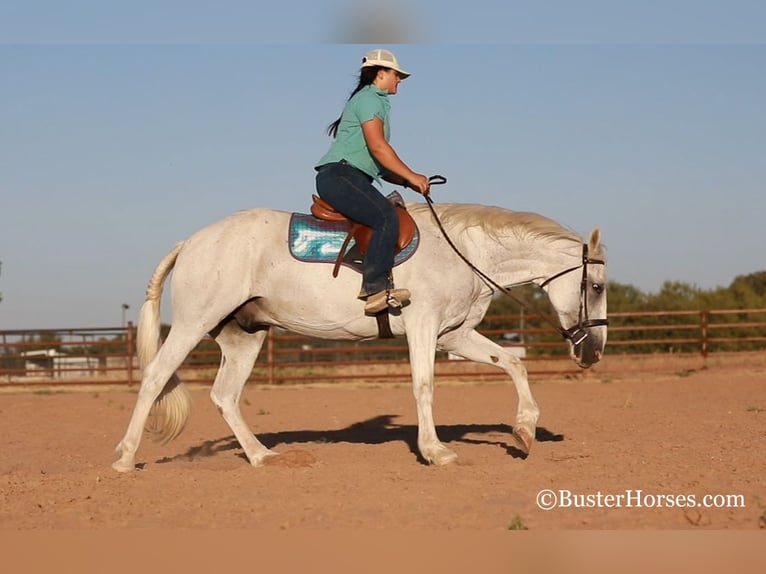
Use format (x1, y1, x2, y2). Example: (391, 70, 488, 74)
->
(316, 84, 391, 182)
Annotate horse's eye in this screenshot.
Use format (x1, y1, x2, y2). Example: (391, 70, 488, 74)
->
(592, 283, 603, 294)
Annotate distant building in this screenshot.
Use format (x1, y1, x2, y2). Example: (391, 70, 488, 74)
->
(21, 348, 98, 378)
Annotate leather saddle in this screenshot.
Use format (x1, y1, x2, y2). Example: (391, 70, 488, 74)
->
(310, 193, 417, 278)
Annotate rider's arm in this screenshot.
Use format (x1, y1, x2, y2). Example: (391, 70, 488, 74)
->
(381, 172, 409, 188)
(362, 117, 430, 195)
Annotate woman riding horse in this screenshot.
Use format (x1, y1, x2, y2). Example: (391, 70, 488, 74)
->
(315, 48, 430, 315)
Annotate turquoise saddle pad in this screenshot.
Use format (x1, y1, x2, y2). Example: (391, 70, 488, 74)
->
(288, 197, 419, 274)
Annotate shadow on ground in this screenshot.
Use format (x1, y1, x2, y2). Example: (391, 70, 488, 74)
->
(156, 414, 564, 466)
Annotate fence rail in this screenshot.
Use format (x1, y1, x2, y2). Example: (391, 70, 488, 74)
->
(2, 308, 765, 387)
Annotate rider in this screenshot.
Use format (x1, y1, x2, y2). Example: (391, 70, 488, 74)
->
(315, 48, 431, 315)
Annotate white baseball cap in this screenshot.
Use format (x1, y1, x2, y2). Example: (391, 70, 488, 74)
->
(361, 48, 410, 79)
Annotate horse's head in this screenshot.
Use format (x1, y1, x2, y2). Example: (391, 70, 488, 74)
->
(540, 228, 608, 368)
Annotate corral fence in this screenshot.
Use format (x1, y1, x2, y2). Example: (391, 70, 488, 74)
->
(1, 308, 765, 387)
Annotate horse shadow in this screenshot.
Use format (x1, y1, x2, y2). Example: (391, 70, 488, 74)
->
(156, 415, 564, 466)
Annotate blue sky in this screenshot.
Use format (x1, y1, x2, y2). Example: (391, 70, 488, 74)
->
(1, 1, 765, 329)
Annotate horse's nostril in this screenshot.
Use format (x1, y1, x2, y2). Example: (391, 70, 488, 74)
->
(595, 349, 602, 361)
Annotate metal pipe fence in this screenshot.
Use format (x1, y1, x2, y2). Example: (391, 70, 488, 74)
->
(2, 308, 765, 387)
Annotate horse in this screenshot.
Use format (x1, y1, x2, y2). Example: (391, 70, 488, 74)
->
(112, 200, 608, 472)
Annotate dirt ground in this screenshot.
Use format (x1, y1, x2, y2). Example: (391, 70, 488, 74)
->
(1, 360, 764, 530)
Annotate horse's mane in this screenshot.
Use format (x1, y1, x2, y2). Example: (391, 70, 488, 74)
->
(410, 203, 583, 246)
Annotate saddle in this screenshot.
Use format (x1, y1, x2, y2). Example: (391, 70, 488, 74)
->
(310, 194, 417, 278)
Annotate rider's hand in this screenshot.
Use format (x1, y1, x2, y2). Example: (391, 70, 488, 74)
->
(408, 173, 431, 196)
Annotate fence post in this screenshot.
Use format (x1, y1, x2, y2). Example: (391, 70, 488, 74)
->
(126, 321, 135, 385)
(2, 333, 9, 382)
(267, 328, 274, 386)
(700, 311, 709, 359)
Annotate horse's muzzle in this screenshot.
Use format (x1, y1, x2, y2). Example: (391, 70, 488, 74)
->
(571, 329, 606, 368)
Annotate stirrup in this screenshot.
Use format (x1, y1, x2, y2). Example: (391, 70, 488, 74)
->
(364, 288, 411, 314)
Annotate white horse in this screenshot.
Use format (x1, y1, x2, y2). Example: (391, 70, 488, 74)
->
(113, 201, 608, 472)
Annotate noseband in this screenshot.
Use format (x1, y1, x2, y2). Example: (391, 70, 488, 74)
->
(539, 243, 609, 345)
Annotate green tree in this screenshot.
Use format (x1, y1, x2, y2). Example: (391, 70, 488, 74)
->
(607, 281, 649, 313)
(699, 272, 766, 351)
(730, 271, 766, 298)
(647, 281, 702, 311)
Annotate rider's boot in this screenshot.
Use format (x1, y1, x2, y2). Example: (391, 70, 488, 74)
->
(364, 288, 411, 314)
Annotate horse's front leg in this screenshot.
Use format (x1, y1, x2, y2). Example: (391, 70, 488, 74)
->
(407, 326, 458, 465)
(438, 328, 539, 455)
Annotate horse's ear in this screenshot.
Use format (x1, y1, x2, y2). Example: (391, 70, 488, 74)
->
(588, 227, 602, 252)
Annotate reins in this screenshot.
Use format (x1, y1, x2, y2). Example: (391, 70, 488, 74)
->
(421, 176, 607, 344)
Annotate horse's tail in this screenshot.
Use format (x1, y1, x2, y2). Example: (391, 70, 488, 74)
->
(137, 242, 192, 445)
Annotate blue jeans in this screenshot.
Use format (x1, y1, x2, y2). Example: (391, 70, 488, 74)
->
(315, 161, 399, 296)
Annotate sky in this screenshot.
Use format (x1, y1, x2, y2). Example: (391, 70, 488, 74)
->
(1, 1, 765, 329)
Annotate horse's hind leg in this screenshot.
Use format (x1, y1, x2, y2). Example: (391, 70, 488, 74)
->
(113, 328, 203, 472)
(210, 322, 277, 467)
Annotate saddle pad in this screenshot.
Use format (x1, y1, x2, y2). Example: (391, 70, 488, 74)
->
(288, 213, 419, 273)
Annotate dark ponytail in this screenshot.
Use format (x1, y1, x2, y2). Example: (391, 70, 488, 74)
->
(326, 66, 384, 138)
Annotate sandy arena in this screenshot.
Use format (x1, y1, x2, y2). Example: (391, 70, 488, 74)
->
(1, 359, 764, 530)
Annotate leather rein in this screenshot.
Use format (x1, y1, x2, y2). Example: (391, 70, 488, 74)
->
(422, 176, 608, 345)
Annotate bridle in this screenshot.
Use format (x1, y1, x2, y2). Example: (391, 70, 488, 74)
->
(423, 176, 608, 345)
(538, 242, 609, 345)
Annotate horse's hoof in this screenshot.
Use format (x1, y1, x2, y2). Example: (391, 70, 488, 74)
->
(250, 449, 280, 467)
(433, 450, 458, 466)
(112, 460, 136, 473)
(512, 427, 534, 455)
(424, 445, 458, 466)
